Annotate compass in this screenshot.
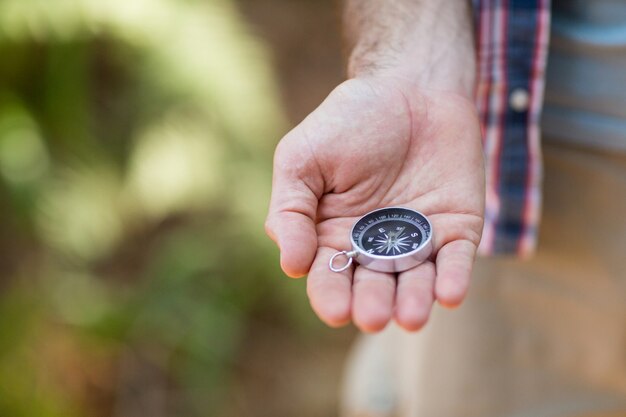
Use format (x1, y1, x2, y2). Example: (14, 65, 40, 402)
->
(329, 207, 433, 273)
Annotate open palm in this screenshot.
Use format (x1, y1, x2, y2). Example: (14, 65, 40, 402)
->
(266, 77, 484, 332)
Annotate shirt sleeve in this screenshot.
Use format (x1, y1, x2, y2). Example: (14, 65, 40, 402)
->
(472, 0, 552, 256)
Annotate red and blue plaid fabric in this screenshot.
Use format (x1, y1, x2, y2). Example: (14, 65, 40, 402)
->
(473, 0, 551, 256)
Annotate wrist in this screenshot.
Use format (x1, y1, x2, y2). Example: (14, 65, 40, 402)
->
(344, 0, 476, 99)
(349, 57, 475, 100)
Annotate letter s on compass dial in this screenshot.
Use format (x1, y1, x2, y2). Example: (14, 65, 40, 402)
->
(342, 207, 433, 273)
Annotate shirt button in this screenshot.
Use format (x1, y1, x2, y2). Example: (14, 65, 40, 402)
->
(509, 88, 530, 112)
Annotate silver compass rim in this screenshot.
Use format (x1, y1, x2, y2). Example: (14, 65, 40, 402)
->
(349, 206, 433, 261)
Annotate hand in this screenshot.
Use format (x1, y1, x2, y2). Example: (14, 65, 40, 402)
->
(265, 77, 484, 332)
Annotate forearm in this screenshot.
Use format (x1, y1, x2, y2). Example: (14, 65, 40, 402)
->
(344, 0, 475, 97)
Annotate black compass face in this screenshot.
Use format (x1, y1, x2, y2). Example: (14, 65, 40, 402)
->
(352, 207, 431, 257)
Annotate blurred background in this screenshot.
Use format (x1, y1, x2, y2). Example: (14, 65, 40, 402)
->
(0, 0, 354, 416)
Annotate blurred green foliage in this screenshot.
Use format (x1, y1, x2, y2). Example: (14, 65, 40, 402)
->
(0, 0, 315, 415)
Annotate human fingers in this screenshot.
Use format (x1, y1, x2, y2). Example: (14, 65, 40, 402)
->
(434, 239, 476, 308)
(265, 210, 317, 278)
(307, 246, 353, 327)
(351, 266, 396, 333)
(265, 137, 323, 278)
(394, 261, 436, 331)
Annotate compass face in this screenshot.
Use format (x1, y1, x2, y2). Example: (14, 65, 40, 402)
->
(351, 207, 431, 258)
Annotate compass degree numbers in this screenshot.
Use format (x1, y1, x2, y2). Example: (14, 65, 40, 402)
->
(352, 209, 430, 257)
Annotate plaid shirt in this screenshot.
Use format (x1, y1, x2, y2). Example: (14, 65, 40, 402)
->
(473, 0, 552, 256)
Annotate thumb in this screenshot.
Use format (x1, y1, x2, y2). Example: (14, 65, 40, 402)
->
(265, 136, 322, 278)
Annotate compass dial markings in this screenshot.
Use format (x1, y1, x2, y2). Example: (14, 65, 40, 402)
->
(352, 208, 432, 259)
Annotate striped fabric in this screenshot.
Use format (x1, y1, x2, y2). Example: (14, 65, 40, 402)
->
(473, 0, 552, 256)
